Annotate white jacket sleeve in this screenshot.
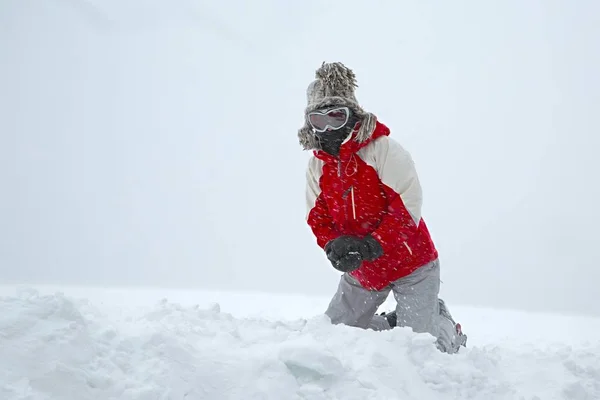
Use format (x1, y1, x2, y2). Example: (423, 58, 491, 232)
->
(368, 136, 423, 252)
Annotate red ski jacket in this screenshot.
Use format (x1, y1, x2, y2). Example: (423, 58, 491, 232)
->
(305, 121, 438, 290)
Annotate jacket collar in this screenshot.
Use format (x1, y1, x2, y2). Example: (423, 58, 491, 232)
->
(314, 121, 390, 163)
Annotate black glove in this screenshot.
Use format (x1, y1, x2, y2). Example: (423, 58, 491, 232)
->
(324, 235, 383, 272)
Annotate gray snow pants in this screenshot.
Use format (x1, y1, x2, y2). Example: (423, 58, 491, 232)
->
(325, 259, 461, 353)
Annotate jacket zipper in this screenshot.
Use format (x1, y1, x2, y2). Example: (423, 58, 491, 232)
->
(338, 158, 356, 220)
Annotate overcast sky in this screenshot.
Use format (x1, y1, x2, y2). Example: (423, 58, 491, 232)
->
(1, 0, 599, 317)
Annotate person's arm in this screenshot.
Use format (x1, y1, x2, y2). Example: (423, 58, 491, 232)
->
(305, 157, 339, 248)
(369, 136, 423, 256)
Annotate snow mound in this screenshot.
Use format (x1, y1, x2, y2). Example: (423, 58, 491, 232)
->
(1, 289, 599, 400)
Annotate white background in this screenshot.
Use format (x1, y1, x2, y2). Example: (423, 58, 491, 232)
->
(2, 0, 599, 316)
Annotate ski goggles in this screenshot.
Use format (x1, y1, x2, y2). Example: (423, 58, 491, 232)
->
(307, 107, 350, 133)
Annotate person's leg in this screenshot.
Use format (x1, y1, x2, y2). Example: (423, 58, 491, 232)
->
(437, 298, 468, 351)
(391, 259, 465, 353)
(325, 273, 392, 331)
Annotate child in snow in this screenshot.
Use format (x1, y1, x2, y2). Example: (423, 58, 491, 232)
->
(299, 62, 467, 354)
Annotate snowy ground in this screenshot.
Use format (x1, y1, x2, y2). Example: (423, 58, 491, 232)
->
(1, 285, 599, 400)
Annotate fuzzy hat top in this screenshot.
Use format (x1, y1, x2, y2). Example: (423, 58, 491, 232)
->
(298, 62, 377, 151)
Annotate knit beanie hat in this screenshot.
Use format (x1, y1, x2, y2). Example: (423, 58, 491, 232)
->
(298, 62, 377, 150)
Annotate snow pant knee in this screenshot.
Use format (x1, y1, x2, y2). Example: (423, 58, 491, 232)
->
(325, 273, 391, 331)
(390, 259, 459, 353)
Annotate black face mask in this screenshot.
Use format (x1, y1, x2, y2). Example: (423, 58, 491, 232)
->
(314, 114, 359, 157)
